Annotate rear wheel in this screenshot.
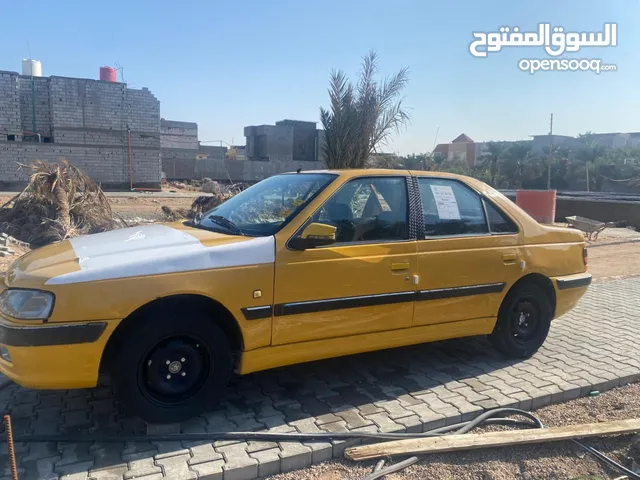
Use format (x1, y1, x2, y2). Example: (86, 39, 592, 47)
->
(111, 308, 233, 423)
(489, 283, 552, 359)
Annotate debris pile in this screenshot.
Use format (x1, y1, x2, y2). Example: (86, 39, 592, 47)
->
(201, 179, 221, 194)
(161, 183, 248, 221)
(162, 192, 232, 221)
(0, 160, 126, 247)
(0, 233, 28, 257)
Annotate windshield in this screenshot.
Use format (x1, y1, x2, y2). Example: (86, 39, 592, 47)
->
(198, 173, 336, 236)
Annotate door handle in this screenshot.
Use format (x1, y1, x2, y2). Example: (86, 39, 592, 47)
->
(391, 262, 410, 272)
(503, 253, 517, 265)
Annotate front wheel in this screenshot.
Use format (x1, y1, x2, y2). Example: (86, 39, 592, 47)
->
(489, 283, 552, 359)
(111, 308, 233, 424)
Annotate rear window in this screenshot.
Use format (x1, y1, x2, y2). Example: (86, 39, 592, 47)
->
(417, 178, 488, 236)
(484, 200, 518, 234)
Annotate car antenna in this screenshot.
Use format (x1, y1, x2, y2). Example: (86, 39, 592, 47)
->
(296, 168, 302, 174)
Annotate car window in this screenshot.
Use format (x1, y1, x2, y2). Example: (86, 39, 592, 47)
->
(200, 173, 335, 236)
(484, 200, 519, 234)
(307, 177, 409, 243)
(417, 178, 488, 237)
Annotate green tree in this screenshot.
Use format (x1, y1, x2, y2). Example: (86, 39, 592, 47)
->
(478, 142, 507, 186)
(320, 51, 410, 169)
(402, 153, 431, 170)
(502, 141, 534, 188)
(575, 132, 607, 191)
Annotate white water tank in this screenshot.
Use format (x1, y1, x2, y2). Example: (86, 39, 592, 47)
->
(21, 59, 42, 77)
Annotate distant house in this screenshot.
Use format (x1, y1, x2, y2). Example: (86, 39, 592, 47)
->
(433, 133, 483, 167)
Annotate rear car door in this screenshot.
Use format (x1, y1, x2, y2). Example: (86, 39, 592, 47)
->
(413, 176, 523, 326)
(272, 175, 418, 345)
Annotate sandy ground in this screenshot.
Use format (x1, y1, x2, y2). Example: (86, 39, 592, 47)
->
(584, 228, 640, 283)
(268, 382, 640, 480)
(107, 195, 195, 222)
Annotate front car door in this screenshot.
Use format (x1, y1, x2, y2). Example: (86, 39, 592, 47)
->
(272, 174, 418, 345)
(413, 175, 524, 326)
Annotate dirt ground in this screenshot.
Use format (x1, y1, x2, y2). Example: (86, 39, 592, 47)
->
(268, 382, 640, 480)
(107, 195, 195, 222)
(584, 229, 640, 283)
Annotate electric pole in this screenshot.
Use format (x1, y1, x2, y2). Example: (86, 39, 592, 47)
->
(546, 113, 553, 190)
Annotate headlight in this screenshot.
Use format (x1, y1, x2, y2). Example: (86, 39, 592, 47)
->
(0, 289, 55, 320)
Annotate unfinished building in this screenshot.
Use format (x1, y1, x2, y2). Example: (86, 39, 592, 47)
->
(0, 63, 328, 188)
(0, 69, 162, 189)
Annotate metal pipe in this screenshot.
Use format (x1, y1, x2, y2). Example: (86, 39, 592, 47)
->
(127, 128, 133, 191)
(4, 416, 18, 480)
(31, 74, 36, 135)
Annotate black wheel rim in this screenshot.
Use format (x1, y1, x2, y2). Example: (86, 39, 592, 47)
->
(139, 335, 211, 406)
(510, 299, 540, 344)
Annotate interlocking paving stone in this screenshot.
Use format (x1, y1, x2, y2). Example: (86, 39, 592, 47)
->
(0, 277, 638, 479)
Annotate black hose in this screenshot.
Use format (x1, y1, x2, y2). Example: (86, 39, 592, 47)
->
(363, 456, 420, 480)
(572, 440, 640, 480)
(362, 407, 544, 480)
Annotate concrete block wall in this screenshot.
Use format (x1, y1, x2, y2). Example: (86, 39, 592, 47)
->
(125, 88, 161, 133)
(0, 72, 22, 138)
(160, 119, 198, 179)
(195, 157, 324, 182)
(0, 72, 162, 189)
(19, 76, 51, 137)
(162, 150, 197, 179)
(160, 119, 198, 150)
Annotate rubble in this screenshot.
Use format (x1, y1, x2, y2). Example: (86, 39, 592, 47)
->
(201, 179, 222, 194)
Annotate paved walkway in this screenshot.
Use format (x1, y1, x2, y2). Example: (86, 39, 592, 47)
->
(1, 277, 639, 480)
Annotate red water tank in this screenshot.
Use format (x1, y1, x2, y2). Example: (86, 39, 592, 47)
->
(99, 66, 117, 82)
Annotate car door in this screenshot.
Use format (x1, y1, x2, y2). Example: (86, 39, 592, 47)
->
(272, 175, 418, 346)
(413, 176, 523, 327)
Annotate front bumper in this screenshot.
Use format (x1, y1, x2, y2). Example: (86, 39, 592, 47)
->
(553, 272, 592, 318)
(0, 318, 119, 389)
(0, 321, 107, 347)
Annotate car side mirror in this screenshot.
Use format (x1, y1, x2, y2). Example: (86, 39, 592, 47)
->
(289, 223, 337, 250)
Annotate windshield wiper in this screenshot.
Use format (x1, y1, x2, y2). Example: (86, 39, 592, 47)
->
(207, 215, 244, 235)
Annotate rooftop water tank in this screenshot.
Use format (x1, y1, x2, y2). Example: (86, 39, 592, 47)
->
(22, 59, 42, 77)
(100, 66, 117, 82)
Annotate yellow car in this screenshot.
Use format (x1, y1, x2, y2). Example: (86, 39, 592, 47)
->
(0, 170, 590, 423)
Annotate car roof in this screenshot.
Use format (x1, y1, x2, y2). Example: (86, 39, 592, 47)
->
(280, 168, 475, 181)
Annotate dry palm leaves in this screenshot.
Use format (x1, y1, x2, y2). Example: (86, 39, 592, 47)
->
(162, 180, 247, 221)
(0, 160, 126, 247)
(161, 192, 234, 221)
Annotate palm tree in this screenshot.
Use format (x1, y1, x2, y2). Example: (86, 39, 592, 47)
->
(320, 51, 410, 169)
(502, 141, 533, 188)
(478, 142, 506, 186)
(576, 132, 606, 192)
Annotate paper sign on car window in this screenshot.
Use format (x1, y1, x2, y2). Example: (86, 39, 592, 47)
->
(430, 185, 461, 220)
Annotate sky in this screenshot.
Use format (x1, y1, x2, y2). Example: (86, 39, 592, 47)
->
(1, 0, 638, 155)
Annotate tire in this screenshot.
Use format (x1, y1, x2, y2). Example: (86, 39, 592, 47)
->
(489, 283, 552, 359)
(111, 307, 233, 424)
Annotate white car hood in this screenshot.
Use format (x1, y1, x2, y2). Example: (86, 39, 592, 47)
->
(45, 224, 275, 285)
